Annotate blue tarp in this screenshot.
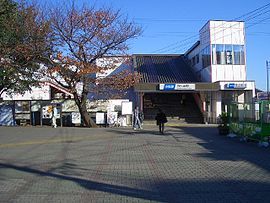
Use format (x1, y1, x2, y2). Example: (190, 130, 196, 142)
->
(0, 104, 15, 126)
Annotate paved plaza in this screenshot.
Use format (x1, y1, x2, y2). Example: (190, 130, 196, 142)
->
(1, 125, 270, 202)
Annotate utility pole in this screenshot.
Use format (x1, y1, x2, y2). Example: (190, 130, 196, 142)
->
(267, 60, 270, 100)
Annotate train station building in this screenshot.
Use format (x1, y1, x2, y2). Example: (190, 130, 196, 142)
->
(0, 20, 256, 125)
(133, 20, 255, 123)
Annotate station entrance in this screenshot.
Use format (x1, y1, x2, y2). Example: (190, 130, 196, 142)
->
(143, 92, 203, 123)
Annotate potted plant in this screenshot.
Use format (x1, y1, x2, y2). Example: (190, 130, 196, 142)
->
(218, 112, 230, 135)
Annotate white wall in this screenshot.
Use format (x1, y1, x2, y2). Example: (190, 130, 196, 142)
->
(210, 21, 246, 82)
(209, 21, 245, 45)
(212, 65, 246, 81)
(199, 22, 212, 82)
(214, 92, 222, 118)
(187, 21, 247, 83)
(2, 84, 51, 101)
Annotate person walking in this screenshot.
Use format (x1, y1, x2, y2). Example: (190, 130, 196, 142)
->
(155, 109, 167, 134)
(51, 106, 57, 128)
(133, 107, 143, 130)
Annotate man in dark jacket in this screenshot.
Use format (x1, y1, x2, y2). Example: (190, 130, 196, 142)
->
(155, 109, 167, 134)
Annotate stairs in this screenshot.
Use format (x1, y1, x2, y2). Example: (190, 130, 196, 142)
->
(143, 93, 203, 124)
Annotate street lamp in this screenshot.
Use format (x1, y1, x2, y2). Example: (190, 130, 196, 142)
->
(267, 60, 270, 100)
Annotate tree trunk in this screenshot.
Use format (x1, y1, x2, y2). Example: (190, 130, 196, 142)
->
(73, 92, 97, 128)
(79, 102, 97, 127)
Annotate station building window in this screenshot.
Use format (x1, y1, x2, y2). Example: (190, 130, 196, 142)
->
(225, 44, 233, 64)
(212, 44, 245, 65)
(190, 54, 200, 67)
(202, 46, 211, 68)
(233, 45, 241, 65)
(196, 54, 199, 63)
(15, 101, 30, 113)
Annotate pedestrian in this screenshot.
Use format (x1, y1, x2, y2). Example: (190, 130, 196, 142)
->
(133, 106, 142, 130)
(52, 106, 57, 128)
(155, 109, 167, 134)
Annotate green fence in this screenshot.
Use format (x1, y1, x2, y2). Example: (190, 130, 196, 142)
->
(229, 101, 270, 141)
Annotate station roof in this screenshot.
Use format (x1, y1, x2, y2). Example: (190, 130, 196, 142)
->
(133, 54, 198, 83)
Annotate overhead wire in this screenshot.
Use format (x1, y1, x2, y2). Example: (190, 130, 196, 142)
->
(234, 2, 270, 20)
(148, 3, 270, 54)
(156, 13, 270, 54)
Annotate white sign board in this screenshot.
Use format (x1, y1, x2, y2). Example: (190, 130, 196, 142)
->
(219, 81, 254, 91)
(15, 114, 31, 120)
(121, 102, 133, 115)
(118, 116, 127, 127)
(175, 84, 195, 90)
(31, 101, 41, 112)
(42, 106, 53, 119)
(72, 112, 81, 124)
(107, 111, 118, 125)
(96, 112, 105, 124)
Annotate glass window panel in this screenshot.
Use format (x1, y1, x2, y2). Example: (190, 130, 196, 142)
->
(206, 46, 211, 67)
(225, 44, 233, 64)
(240, 45, 245, 65)
(202, 48, 205, 68)
(216, 44, 225, 64)
(233, 45, 241, 65)
(212, 44, 245, 65)
(212, 44, 216, 65)
(192, 56, 195, 66)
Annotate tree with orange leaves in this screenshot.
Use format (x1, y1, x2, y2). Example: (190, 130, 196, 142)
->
(46, 3, 142, 127)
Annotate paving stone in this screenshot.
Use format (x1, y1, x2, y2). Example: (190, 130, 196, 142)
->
(0, 126, 270, 202)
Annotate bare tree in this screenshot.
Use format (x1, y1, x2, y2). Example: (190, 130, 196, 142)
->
(47, 3, 141, 127)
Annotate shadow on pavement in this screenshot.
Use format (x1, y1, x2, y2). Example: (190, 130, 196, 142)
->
(0, 162, 163, 202)
(106, 128, 166, 136)
(2, 126, 270, 202)
(1, 162, 270, 202)
(172, 126, 270, 172)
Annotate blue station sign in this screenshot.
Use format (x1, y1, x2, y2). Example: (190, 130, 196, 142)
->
(159, 83, 195, 91)
(163, 84, 176, 90)
(224, 83, 247, 89)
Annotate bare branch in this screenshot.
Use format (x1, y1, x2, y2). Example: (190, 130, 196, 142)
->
(44, 2, 142, 127)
